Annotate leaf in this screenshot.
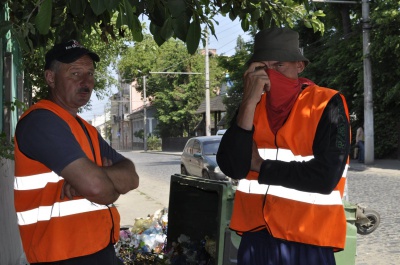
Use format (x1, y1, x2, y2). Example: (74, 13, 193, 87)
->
(105, 0, 119, 12)
(69, 0, 85, 17)
(221, 4, 231, 14)
(160, 17, 174, 41)
(241, 17, 249, 31)
(186, 19, 201, 54)
(123, 0, 134, 31)
(167, 0, 187, 18)
(34, 0, 52, 35)
(150, 22, 166, 46)
(172, 16, 189, 42)
(132, 15, 144, 42)
(90, 0, 107, 16)
(15, 33, 30, 53)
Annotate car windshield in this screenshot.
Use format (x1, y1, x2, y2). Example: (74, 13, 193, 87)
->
(202, 141, 220, 155)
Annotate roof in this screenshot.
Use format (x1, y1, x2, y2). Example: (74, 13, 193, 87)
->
(196, 95, 226, 114)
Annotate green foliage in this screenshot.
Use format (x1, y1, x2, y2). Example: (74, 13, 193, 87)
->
(21, 25, 129, 107)
(217, 35, 253, 126)
(219, 1, 400, 158)
(134, 129, 144, 140)
(118, 35, 225, 138)
(1, 0, 325, 59)
(300, 0, 400, 158)
(147, 135, 162, 151)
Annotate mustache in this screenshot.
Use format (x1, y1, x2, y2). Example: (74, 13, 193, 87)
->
(78, 87, 91, 93)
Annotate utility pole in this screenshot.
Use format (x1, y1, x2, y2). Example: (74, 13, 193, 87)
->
(362, 0, 374, 164)
(205, 27, 211, 136)
(143, 75, 147, 152)
(313, 0, 374, 164)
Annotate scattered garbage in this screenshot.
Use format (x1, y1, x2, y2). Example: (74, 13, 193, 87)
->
(114, 208, 217, 264)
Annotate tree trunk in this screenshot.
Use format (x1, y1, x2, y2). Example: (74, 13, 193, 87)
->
(0, 159, 28, 264)
(340, 5, 352, 37)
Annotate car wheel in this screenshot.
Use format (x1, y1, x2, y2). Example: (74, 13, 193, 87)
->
(202, 170, 210, 179)
(181, 165, 188, 175)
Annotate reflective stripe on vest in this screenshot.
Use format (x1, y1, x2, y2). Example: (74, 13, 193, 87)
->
(258, 148, 314, 162)
(15, 172, 62, 190)
(230, 86, 349, 249)
(14, 100, 120, 263)
(237, 179, 343, 205)
(16, 199, 109, 226)
(237, 147, 347, 206)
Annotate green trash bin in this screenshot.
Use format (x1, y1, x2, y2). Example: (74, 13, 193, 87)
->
(334, 200, 357, 265)
(167, 174, 357, 265)
(167, 174, 236, 265)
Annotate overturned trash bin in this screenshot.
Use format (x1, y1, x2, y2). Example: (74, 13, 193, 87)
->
(167, 174, 237, 265)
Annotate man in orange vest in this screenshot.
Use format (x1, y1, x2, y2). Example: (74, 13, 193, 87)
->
(14, 40, 139, 264)
(217, 28, 350, 264)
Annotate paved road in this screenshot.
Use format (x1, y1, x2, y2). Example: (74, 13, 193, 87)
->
(115, 151, 179, 226)
(347, 165, 400, 265)
(116, 151, 400, 264)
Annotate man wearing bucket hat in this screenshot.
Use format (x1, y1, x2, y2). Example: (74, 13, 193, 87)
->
(217, 28, 351, 264)
(14, 40, 139, 264)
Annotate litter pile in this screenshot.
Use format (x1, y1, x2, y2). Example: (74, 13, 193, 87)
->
(114, 208, 216, 265)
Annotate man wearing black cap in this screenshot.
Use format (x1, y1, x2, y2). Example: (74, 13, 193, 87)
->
(14, 40, 139, 264)
(217, 28, 351, 264)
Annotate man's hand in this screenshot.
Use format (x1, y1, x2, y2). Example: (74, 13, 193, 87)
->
(102, 156, 112, 167)
(237, 62, 271, 131)
(60, 180, 81, 200)
(242, 62, 271, 106)
(60, 157, 113, 200)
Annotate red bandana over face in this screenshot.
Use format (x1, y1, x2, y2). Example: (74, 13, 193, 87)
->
(265, 69, 301, 134)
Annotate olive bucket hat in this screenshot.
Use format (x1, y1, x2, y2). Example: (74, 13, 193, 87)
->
(247, 28, 309, 66)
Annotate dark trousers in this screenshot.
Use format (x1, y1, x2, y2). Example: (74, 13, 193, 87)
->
(31, 244, 123, 265)
(238, 230, 336, 265)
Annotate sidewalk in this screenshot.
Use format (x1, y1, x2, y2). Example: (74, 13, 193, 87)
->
(349, 158, 400, 175)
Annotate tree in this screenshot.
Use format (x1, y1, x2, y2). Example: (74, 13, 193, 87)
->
(217, 35, 253, 126)
(217, 1, 400, 159)
(302, 1, 400, 158)
(0, 0, 327, 117)
(117, 34, 225, 137)
(1, 0, 326, 56)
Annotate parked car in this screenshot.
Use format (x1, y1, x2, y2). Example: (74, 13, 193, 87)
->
(181, 136, 228, 181)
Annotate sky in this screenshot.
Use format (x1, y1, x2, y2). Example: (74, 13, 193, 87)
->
(79, 14, 251, 121)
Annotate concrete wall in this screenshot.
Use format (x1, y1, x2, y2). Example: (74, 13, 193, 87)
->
(0, 159, 28, 264)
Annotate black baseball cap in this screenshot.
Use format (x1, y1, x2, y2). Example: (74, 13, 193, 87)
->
(44, 40, 100, 70)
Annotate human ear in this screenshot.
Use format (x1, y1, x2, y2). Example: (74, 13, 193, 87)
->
(45, 70, 55, 88)
(297, 61, 305, 74)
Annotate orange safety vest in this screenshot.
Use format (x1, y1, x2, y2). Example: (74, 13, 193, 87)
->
(14, 100, 120, 263)
(230, 85, 349, 250)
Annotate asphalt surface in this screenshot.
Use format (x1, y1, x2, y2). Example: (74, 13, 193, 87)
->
(115, 151, 400, 265)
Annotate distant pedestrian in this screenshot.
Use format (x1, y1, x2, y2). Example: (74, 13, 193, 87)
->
(356, 126, 365, 163)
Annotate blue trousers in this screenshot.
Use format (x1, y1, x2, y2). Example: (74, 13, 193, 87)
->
(238, 230, 336, 265)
